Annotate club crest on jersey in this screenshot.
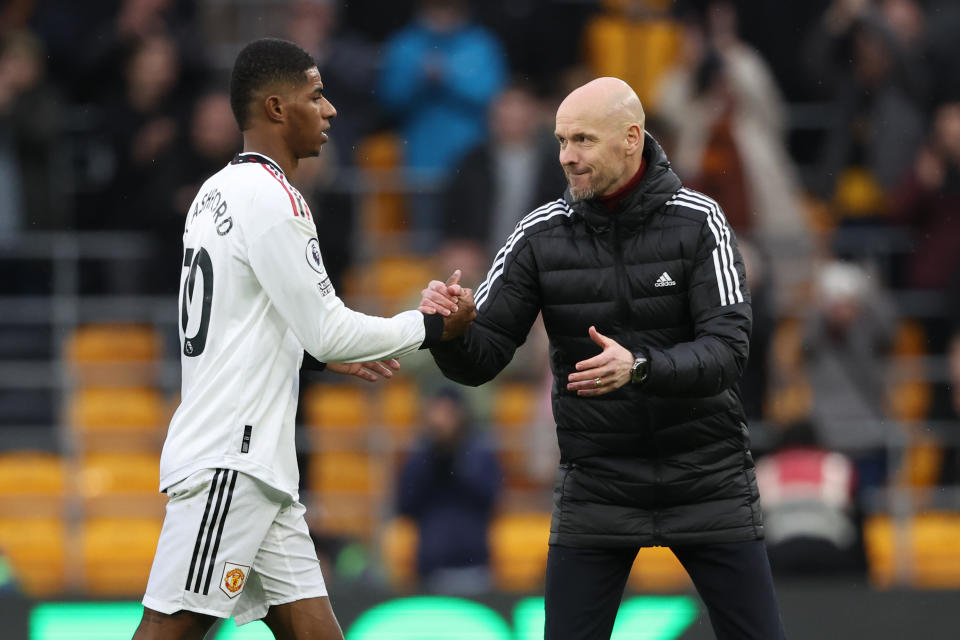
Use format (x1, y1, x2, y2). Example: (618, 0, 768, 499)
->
(220, 562, 250, 598)
(306, 238, 324, 274)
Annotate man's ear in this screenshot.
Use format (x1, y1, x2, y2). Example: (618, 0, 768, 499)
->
(624, 123, 643, 156)
(264, 94, 285, 124)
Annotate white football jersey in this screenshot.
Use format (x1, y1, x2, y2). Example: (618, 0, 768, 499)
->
(159, 152, 430, 498)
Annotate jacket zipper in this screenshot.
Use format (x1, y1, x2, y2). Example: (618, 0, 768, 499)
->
(612, 217, 663, 544)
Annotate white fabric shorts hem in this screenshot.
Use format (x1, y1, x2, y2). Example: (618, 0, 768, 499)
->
(141, 595, 232, 620)
(232, 587, 329, 626)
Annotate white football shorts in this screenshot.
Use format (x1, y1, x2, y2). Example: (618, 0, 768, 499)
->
(142, 467, 327, 625)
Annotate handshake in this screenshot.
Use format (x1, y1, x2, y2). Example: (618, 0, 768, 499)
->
(419, 269, 477, 341)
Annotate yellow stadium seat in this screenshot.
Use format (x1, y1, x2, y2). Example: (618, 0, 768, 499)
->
(81, 517, 162, 596)
(70, 387, 166, 451)
(310, 493, 379, 540)
(583, 16, 680, 109)
(379, 380, 420, 444)
(80, 452, 164, 517)
(0, 451, 66, 496)
(0, 517, 66, 596)
(865, 513, 960, 588)
(628, 546, 692, 592)
(380, 516, 419, 591)
(66, 323, 161, 363)
(0, 451, 67, 516)
(354, 132, 407, 236)
(489, 512, 552, 592)
(492, 382, 538, 429)
(71, 387, 165, 432)
(303, 384, 370, 429)
(80, 452, 160, 494)
(309, 451, 384, 494)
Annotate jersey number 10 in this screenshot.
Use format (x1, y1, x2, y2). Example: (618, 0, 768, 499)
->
(181, 246, 213, 357)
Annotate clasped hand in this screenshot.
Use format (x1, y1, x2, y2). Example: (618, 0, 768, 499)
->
(418, 269, 477, 340)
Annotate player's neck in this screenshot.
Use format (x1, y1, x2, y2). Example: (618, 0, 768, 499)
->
(241, 132, 298, 179)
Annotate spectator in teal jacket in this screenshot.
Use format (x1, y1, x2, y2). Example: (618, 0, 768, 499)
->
(378, 0, 506, 249)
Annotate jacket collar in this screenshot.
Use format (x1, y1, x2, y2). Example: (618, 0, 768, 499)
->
(565, 132, 682, 232)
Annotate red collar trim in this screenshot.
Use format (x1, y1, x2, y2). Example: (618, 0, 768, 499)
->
(598, 158, 647, 211)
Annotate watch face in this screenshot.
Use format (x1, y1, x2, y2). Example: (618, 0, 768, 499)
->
(631, 357, 648, 384)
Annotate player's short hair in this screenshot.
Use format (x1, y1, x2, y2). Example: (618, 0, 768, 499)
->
(229, 38, 316, 130)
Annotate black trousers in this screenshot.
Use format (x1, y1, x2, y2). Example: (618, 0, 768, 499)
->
(544, 540, 786, 640)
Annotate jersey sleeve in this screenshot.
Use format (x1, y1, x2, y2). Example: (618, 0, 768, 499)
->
(247, 214, 426, 363)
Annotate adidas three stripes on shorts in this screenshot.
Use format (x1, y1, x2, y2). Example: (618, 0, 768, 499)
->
(142, 468, 327, 625)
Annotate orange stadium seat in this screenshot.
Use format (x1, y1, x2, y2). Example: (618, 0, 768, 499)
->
(303, 384, 370, 429)
(81, 517, 162, 596)
(0, 517, 66, 596)
(492, 382, 538, 429)
(308, 451, 384, 494)
(65, 323, 162, 386)
(628, 546, 692, 592)
(70, 386, 166, 451)
(80, 452, 165, 517)
(354, 132, 407, 237)
(66, 323, 161, 363)
(489, 512, 552, 592)
(583, 12, 680, 109)
(380, 516, 419, 591)
(0, 451, 67, 518)
(865, 513, 960, 588)
(379, 380, 420, 445)
(0, 451, 66, 496)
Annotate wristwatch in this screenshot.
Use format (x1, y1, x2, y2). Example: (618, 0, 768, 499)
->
(630, 351, 649, 385)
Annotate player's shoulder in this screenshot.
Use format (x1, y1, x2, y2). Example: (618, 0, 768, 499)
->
(226, 153, 315, 228)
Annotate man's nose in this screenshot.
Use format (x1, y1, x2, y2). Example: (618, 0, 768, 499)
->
(559, 146, 576, 167)
(326, 100, 337, 119)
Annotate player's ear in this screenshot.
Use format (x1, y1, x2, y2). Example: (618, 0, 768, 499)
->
(263, 94, 285, 124)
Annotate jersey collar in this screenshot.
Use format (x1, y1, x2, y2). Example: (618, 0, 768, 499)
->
(232, 152, 285, 177)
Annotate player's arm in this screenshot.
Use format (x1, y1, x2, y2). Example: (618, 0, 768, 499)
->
(248, 216, 461, 363)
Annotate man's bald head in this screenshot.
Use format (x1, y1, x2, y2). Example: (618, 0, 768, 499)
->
(554, 77, 646, 201)
(557, 77, 645, 133)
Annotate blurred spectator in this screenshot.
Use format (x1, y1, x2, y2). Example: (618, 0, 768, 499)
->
(140, 92, 240, 293)
(803, 0, 925, 210)
(657, 2, 813, 309)
(287, 0, 381, 167)
(0, 30, 62, 237)
(397, 386, 502, 594)
(582, 0, 681, 109)
(442, 82, 566, 262)
(91, 32, 189, 232)
(378, 0, 507, 249)
(803, 260, 898, 498)
(889, 100, 960, 296)
(756, 420, 865, 577)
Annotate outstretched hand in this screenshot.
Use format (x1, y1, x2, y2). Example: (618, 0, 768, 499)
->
(419, 270, 464, 316)
(566, 326, 634, 396)
(327, 358, 401, 383)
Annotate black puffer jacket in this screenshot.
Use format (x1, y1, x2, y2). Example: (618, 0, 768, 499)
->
(431, 134, 763, 548)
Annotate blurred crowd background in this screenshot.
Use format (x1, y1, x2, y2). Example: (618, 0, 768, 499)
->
(1, 0, 960, 603)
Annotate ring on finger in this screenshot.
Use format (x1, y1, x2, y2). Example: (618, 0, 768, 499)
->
(594, 377, 603, 388)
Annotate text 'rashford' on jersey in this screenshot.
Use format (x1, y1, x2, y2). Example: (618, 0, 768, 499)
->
(160, 152, 428, 498)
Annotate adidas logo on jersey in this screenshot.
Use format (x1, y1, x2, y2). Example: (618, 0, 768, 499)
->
(654, 272, 677, 287)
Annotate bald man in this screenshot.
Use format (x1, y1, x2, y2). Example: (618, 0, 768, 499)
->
(422, 77, 785, 639)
